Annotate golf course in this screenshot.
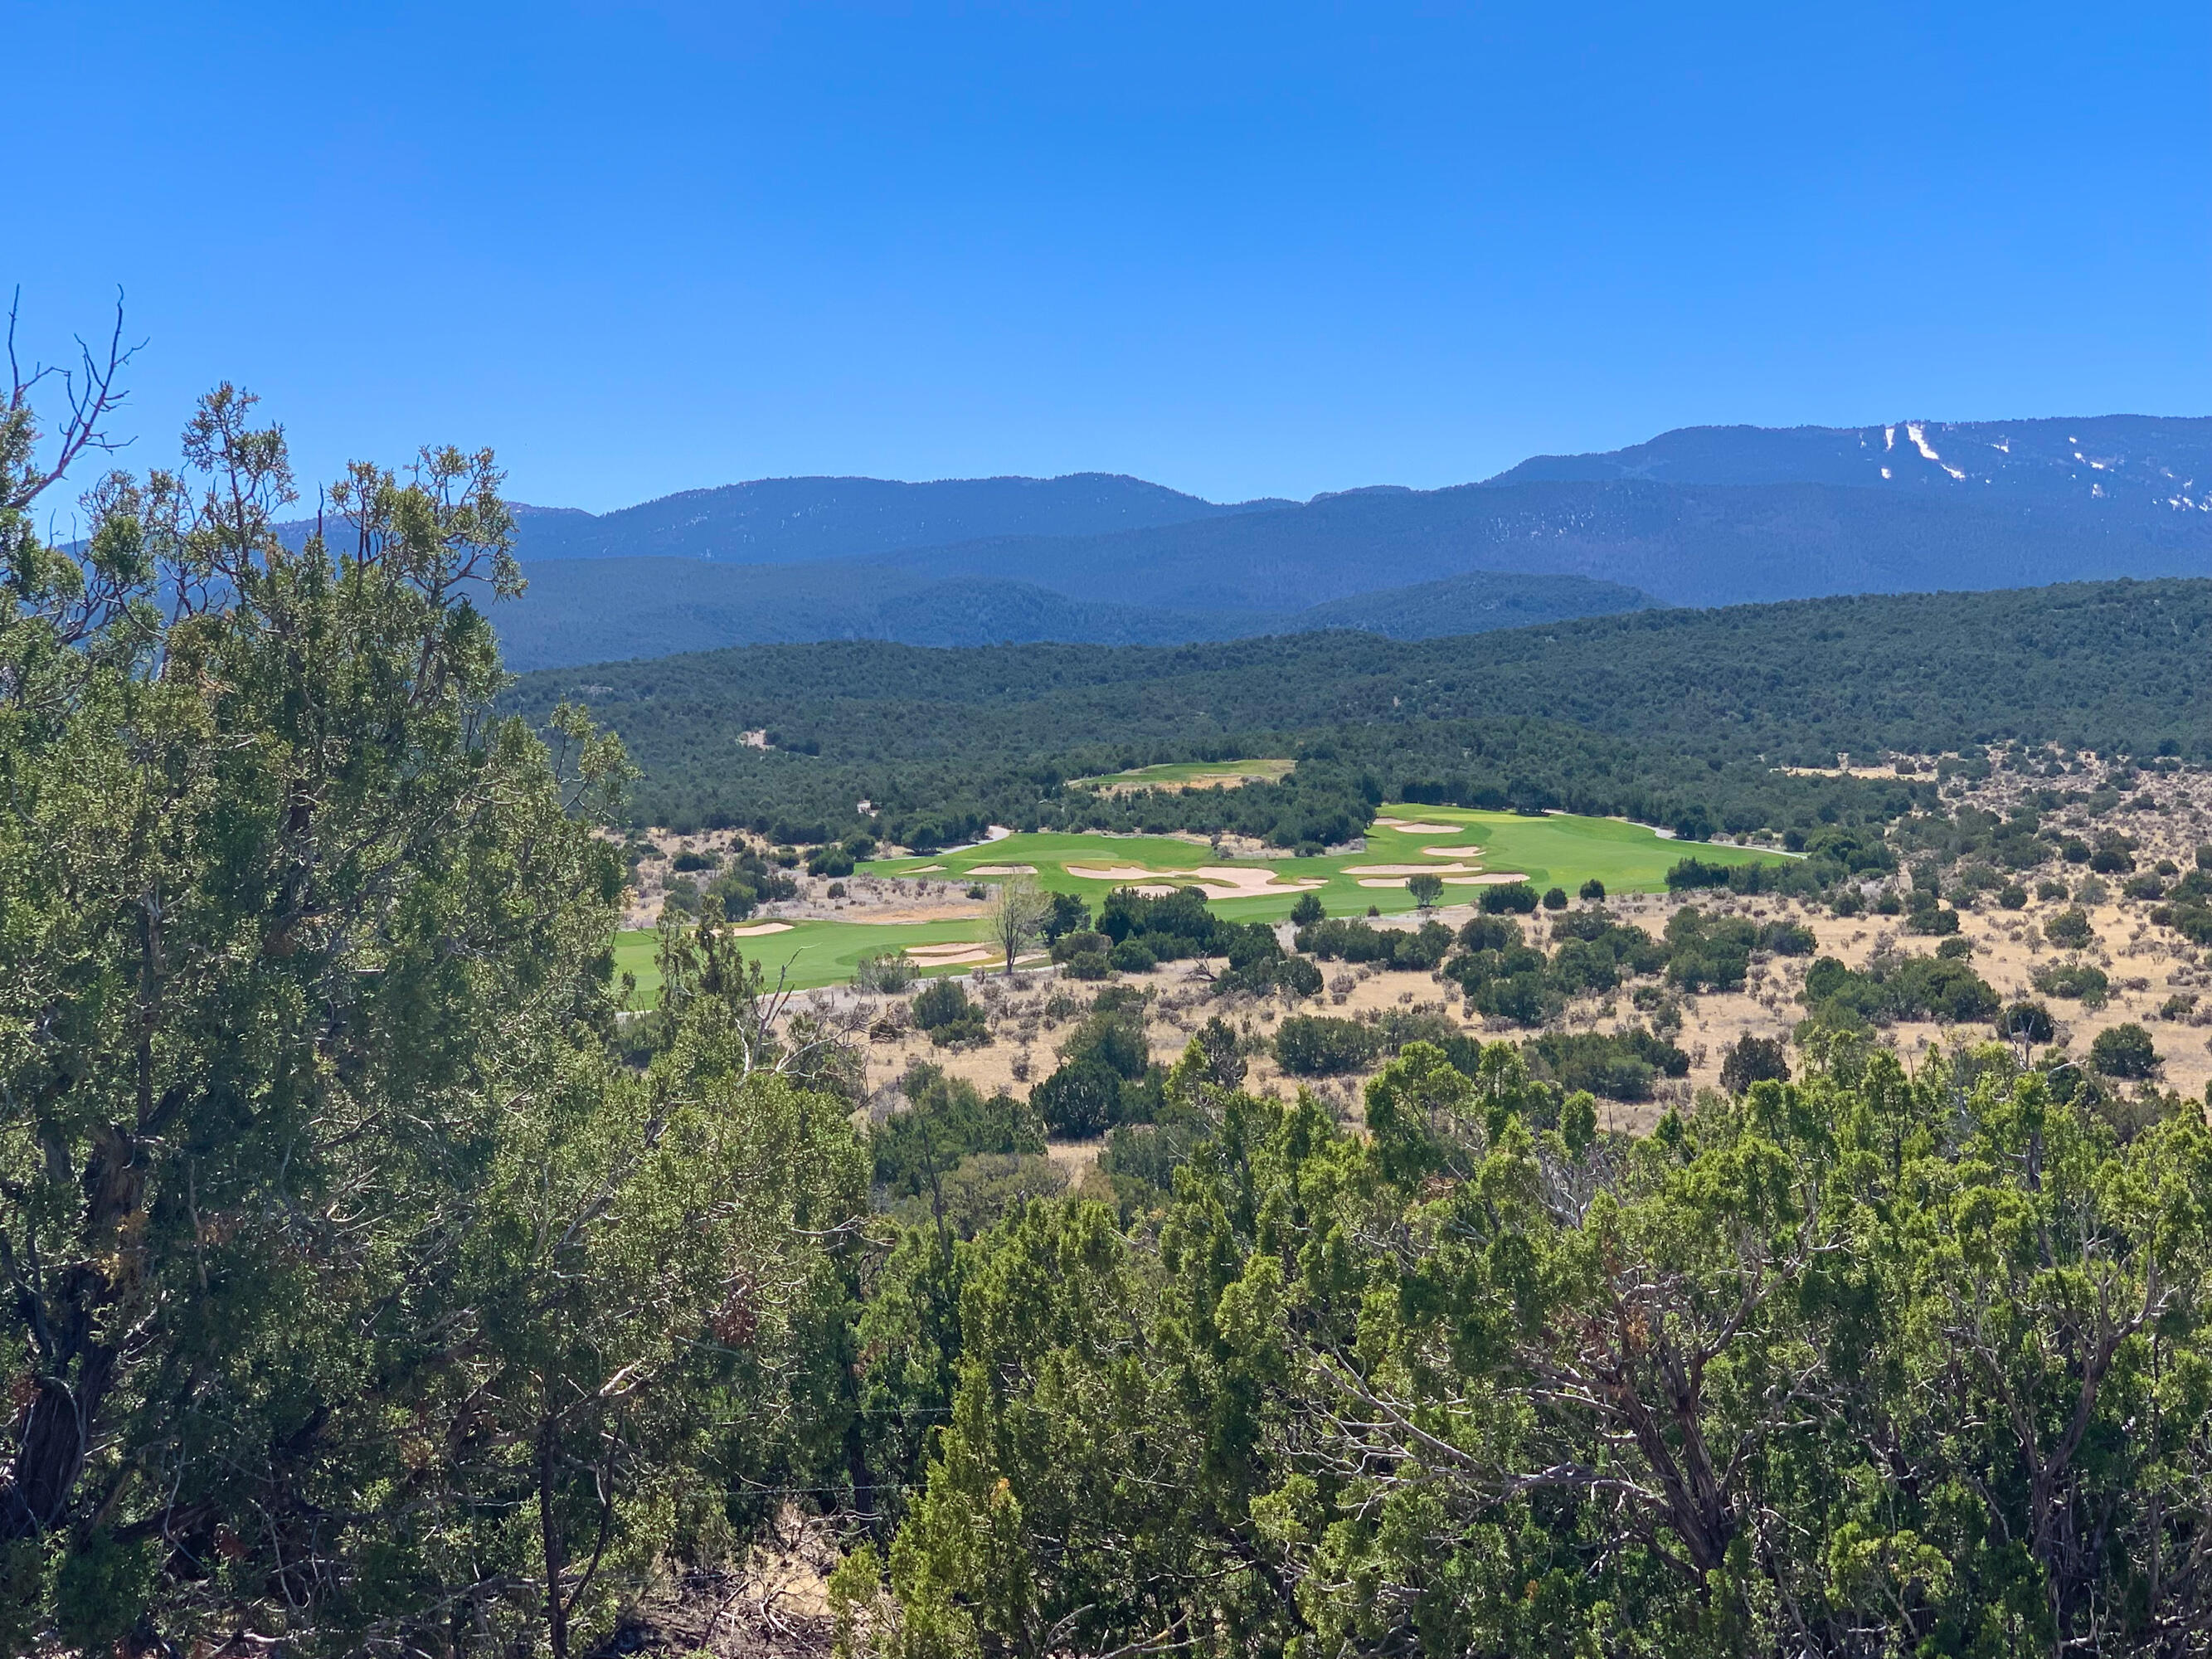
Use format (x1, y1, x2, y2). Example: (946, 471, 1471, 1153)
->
(611, 806, 1791, 997)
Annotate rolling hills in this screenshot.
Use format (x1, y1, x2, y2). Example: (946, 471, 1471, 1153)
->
(492, 560, 1655, 670)
(505, 576, 2212, 839)
(459, 414, 2212, 663)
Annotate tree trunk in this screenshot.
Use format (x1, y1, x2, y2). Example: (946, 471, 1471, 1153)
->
(538, 1417, 570, 1659)
(2, 1123, 142, 1541)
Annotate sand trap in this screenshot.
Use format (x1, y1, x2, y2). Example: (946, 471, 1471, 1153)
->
(1067, 864, 1190, 883)
(906, 943, 995, 964)
(1421, 844, 1480, 857)
(1375, 822, 1465, 835)
(903, 864, 944, 873)
(1442, 872, 1529, 885)
(851, 906, 988, 924)
(727, 922, 793, 937)
(965, 864, 1037, 875)
(1066, 864, 1325, 896)
(1346, 863, 1480, 876)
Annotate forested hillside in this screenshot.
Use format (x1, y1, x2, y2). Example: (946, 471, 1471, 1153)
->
(492, 558, 1655, 669)
(505, 577, 2212, 843)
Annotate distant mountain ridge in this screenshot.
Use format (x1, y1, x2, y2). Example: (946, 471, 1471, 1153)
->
(493, 560, 1654, 671)
(311, 412, 2210, 664)
(505, 472, 1292, 563)
(1485, 414, 2212, 508)
(865, 475, 2212, 611)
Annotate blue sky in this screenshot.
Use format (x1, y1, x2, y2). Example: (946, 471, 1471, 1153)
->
(12, 2, 2209, 512)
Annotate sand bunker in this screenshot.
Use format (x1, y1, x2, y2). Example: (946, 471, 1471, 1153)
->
(1345, 863, 1480, 876)
(1065, 864, 1324, 896)
(727, 922, 793, 937)
(851, 905, 988, 924)
(965, 864, 1037, 875)
(1356, 869, 1526, 889)
(1373, 821, 1465, 835)
(905, 943, 996, 965)
(903, 864, 944, 873)
(1421, 844, 1480, 857)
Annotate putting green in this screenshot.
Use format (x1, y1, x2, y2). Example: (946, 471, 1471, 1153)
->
(614, 808, 1791, 998)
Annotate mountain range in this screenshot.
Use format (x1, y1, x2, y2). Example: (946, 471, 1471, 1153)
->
(455, 415, 2212, 667)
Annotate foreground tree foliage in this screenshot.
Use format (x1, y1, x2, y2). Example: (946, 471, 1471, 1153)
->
(0, 365, 865, 1652)
(15, 319, 2212, 1657)
(843, 1038, 2212, 1657)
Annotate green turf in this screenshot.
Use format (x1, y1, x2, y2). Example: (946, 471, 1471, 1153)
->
(617, 807, 1793, 997)
(613, 915, 1009, 1000)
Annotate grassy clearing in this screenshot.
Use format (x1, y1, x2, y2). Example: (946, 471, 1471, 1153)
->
(615, 808, 1792, 996)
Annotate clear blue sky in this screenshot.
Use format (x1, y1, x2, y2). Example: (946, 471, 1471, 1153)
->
(12, 2, 2209, 512)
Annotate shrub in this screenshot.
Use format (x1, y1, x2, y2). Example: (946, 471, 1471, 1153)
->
(2044, 907, 2095, 948)
(1407, 873, 1446, 908)
(2089, 1023, 2160, 1079)
(1664, 908, 1754, 993)
(1109, 938, 1157, 973)
(1457, 915, 1524, 951)
(1998, 883, 2029, 910)
(1528, 1027, 1688, 1101)
(2088, 836, 2137, 875)
(912, 977, 975, 1031)
(1665, 857, 1734, 892)
(1042, 890, 1091, 941)
(1759, 920, 1816, 956)
(807, 847, 856, 878)
(1997, 1000, 2055, 1045)
(1719, 1034, 1790, 1095)
(1296, 918, 1452, 971)
(1061, 995, 1150, 1079)
(2032, 960, 2110, 1005)
(2036, 878, 2070, 902)
(1290, 892, 1326, 927)
(1578, 878, 1606, 902)
(1542, 886, 1568, 910)
(1051, 930, 1112, 965)
(854, 951, 920, 993)
(1274, 955, 1324, 998)
(671, 848, 718, 873)
(1480, 882, 1540, 915)
(1064, 950, 1111, 980)
(1030, 1058, 1126, 1138)
(873, 1064, 1044, 1197)
(1801, 951, 2000, 1027)
(1274, 1015, 1382, 1076)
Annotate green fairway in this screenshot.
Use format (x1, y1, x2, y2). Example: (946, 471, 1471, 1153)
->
(617, 809, 1793, 997)
(613, 914, 1011, 1000)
